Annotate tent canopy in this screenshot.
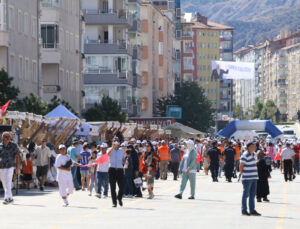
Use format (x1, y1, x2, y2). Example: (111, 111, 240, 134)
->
(218, 120, 283, 139)
(45, 105, 79, 119)
(163, 122, 205, 138)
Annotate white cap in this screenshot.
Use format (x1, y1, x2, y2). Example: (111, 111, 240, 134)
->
(137, 140, 141, 144)
(142, 140, 147, 144)
(130, 138, 136, 142)
(161, 140, 166, 144)
(121, 142, 128, 147)
(101, 143, 108, 148)
(58, 144, 66, 149)
(152, 141, 158, 145)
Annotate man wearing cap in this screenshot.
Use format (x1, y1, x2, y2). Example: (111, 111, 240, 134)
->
(67, 140, 82, 190)
(55, 145, 79, 207)
(223, 141, 236, 182)
(95, 143, 110, 198)
(170, 144, 181, 180)
(108, 141, 125, 207)
(33, 138, 51, 191)
(158, 140, 171, 180)
(280, 143, 295, 182)
(240, 142, 261, 216)
(0, 132, 21, 205)
(207, 141, 221, 182)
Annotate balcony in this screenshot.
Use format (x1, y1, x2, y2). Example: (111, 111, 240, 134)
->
(84, 71, 134, 86)
(133, 73, 142, 88)
(129, 19, 141, 33)
(41, 43, 61, 64)
(84, 39, 133, 56)
(83, 9, 133, 27)
(132, 45, 141, 60)
(41, 0, 59, 8)
(128, 0, 142, 4)
(120, 100, 134, 115)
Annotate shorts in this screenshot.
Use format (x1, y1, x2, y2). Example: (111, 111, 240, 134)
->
(23, 174, 32, 181)
(147, 183, 154, 188)
(80, 170, 89, 177)
(36, 165, 48, 177)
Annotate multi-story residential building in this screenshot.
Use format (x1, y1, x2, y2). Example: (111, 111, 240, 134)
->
(82, 0, 141, 117)
(140, 2, 175, 117)
(40, 0, 83, 113)
(0, 0, 40, 98)
(181, 13, 234, 114)
(233, 46, 257, 115)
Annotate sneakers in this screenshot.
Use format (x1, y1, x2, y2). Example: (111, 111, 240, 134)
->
(63, 199, 69, 207)
(147, 195, 154, 199)
(250, 210, 261, 216)
(88, 193, 92, 196)
(39, 186, 44, 191)
(96, 194, 101, 199)
(103, 195, 108, 198)
(3, 198, 14, 205)
(188, 196, 195, 200)
(127, 195, 133, 198)
(174, 194, 182, 199)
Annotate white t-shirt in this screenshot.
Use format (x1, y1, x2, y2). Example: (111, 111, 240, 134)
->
(54, 154, 72, 182)
(281, 148, 295, 160)
(34, 146, 51, 166)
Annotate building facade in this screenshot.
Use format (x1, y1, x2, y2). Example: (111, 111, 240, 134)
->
(181, 13, 234, 114)
(82, 0, 141, 117)
(40, 0, 83, 113)
(0, 0, 40, 98)
(140, 2, 175, 117)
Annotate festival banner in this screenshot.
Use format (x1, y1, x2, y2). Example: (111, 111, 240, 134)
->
(211, 61, 254, 80)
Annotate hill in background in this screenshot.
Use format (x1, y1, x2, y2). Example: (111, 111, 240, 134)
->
(181, 0, 300, 49)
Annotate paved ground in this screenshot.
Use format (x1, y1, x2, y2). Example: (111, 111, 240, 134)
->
(0, 169, 299, 229)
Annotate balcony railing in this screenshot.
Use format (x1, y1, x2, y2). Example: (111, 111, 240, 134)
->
(0, 3, 7, 31)
(84, 70, 133, 86)
(41, 0, 59, 8)
(84, 39, 133, 55)
(42, 42, 60, 49)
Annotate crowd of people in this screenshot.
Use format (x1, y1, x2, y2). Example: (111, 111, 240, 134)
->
(0, 131, 299, 215)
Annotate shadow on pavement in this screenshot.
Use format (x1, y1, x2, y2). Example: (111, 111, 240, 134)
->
(262, 216, 297, 220)
(123, 207, 155, 211)
(13, 204, 46, 207)
(68, 206, 98, 209)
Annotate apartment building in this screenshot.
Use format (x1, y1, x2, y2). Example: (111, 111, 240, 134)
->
(181, 13, 234, 114)
(82, 0, 141, 117)
(140, 2, 175, 117)
(233, 46, 256, 114)
(0, 0, 40, 98)
(40, 0, 83, 113)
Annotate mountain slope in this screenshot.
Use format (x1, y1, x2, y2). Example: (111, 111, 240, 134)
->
(181, 0, 300, 49)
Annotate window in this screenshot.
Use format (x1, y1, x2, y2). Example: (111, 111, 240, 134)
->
(66, 31, 69, 51)
(19, 56, 23, 78)
(59, 29, 64, 48)
(24, 13, 29, 36)
(9, 54, 15, 77)
(59, 69, 64, 88)
(158, 42, 163, 55)
(8, 6, 14, 29)
(66, 71, 69, 88)
(141, 97, 148, 111)
(32, 61, 37, 82)
(41, 24, 59, 48)
(31, 17, 37, 38)
(142, 72, 148, 85)
(183, 57, 193, 70)
(25, 58, 29, 80)
(18, 10, 23, 33)
(184, 41, 193, 53)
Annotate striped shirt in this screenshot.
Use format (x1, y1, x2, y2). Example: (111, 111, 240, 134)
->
(240, 151, 258, 181)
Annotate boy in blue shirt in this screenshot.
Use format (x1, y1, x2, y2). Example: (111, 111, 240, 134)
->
(264, 150, 272, 173)
(80, 144, 91, 191)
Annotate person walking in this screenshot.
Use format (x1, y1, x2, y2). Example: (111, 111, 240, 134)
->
(79, 144, 91, 191)
(88, 150, 98, 196)
(67, 140, 81, 190)
(123, 150, 133, 198)
(292, 142, 300, 175)
(96, 143, 109, 198)
(240, 142, 261, 216)
(207, 141, 221, 182)
(108, 141, 125, 207)
(0, 132, 21, 205)
(223, 141, 236, 182)
(256, 151, 271, 202)
(158, 140, 170, 180)
(174, 140, 197, 200)
(170, 144, 181, 180)
(33, 139, 51, 191)
(280, 143, 295, 182)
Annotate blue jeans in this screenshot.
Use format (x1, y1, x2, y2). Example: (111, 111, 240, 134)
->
(242, 179, 257, 213)
(97, 172, 109, 195)
(124, 175, 133, 195)
(294, 158, 299, 174)
(71, 166, 80, 189)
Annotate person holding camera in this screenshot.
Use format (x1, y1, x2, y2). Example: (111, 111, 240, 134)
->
(108, 141, 125, 207)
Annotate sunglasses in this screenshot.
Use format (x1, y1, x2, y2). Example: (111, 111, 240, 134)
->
(3, 135, 10, 139)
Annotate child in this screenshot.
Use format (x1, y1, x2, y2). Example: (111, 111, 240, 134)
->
(55, 145, 78, 207)
(22, 154, 34, 190)
(124, 150, 133, 198)
(147, 165, 154, 199)
(80, 144, 91, 191)
(264, 150, 272, 173)
(88, 151, 98, 196)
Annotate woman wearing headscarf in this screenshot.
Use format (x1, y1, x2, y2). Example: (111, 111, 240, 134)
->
(175, 139, 197, 200)
(143, 142, 159, 177)
(256, 151, 271, 202)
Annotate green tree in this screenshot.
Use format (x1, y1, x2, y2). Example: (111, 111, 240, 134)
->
(83, 96, 127, 122)
(0, 68, 20, 106)
(260, 100, 278, 122)
(233, 103, 244, 119)
(156, 82, 213, 132)
(13, 93, 49, 115)
(252, 97, 263, 119)
(48, 96, 78, 116)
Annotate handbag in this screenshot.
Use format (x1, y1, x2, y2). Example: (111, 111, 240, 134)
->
(133, 177, 143, 188)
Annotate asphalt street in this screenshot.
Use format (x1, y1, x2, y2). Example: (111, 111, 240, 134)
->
(0, 169, 299, 229)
